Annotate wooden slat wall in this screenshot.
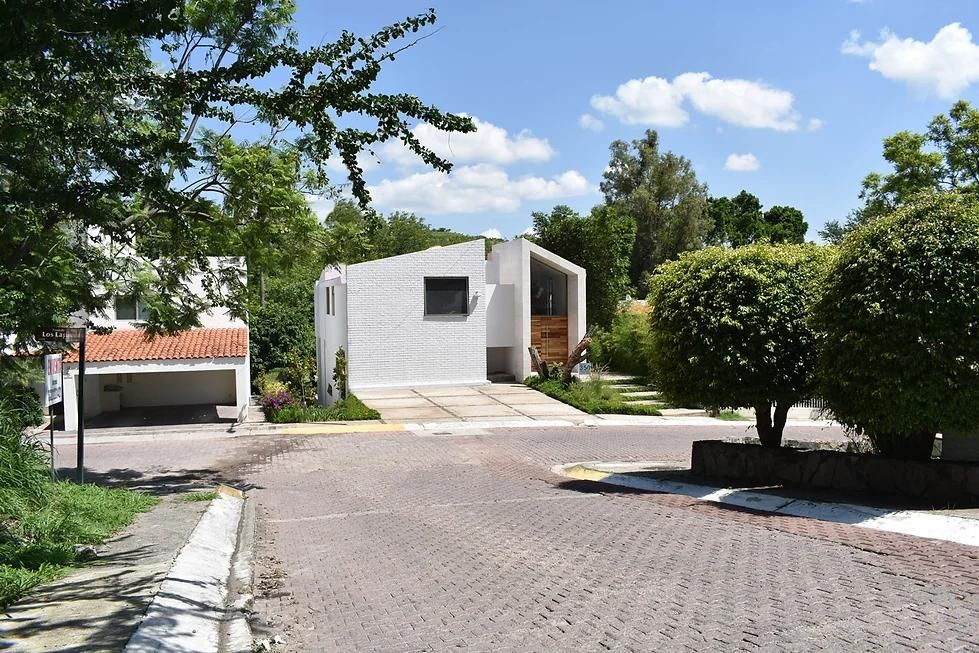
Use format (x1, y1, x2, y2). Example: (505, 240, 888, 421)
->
(531, 315, 569, 363)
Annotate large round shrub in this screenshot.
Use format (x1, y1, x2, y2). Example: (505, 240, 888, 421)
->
(648, 244, 829, 447)
(813, 192, 979, 460)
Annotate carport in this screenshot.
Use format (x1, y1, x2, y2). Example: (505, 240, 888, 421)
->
(62, 328, 250, 431)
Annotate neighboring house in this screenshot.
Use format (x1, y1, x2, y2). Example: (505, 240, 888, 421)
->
(61, 258, 250, 431)
(314, 239, 585, 403)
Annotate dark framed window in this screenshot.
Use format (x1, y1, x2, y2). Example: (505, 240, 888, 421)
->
(115, 295, 150, 321)
(424, 277, 468, 315)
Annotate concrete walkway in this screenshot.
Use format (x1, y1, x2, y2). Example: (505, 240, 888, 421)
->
(356, 383, 588, 424)
(0, 495, 208, 653)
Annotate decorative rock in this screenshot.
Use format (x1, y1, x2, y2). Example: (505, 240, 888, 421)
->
(72, 544, 98, 561)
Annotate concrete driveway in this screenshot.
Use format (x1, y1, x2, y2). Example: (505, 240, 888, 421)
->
(355, 383, 588, 423)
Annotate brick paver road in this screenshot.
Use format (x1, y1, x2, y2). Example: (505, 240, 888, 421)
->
(64, 424, 979, 652)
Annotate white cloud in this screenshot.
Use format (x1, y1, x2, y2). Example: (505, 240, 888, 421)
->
(480, 228, 503, 239)
(366, 164, 590, 215)
(324, 152, 379, 174)
(381, 116, 554, 167)
(305, 194, 336, 220)
(842, 23, 979, 98)
(578, 113, 605, 131)
(807, 117, 824, 131)
(724, 153, 760, 172)
(520, 226, 535, 236)
(591, 72, 802, 131)
(591, 76, 688, 127)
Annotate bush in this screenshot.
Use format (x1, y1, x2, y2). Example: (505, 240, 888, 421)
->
(813, 192, 979, 460)
(265, 395, 380, 423)
(648, 244, 829, 447)
(525, 376, 662, 415)
(259, 389, 296, 414)
(254, 370, 288, 396)
(589, 303, 653, 377)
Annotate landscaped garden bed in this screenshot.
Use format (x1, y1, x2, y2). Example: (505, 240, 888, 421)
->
(691, 440, 979, 506)
(525, 376, 662, 415)
(262, 393, 379, 423)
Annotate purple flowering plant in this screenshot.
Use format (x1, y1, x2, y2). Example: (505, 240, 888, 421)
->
(260, 390, 296, 413)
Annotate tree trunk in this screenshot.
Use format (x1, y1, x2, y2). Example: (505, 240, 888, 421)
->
(754, 401, 779, 448)
(561, 325, 597, 385)
(528, 346, 549, 380)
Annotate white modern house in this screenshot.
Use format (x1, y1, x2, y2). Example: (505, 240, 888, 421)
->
(314, 239, 586, 403)
(61, 258, 250, 431)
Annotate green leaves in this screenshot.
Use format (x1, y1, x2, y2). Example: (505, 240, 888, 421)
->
(814, 192, 979, 449)
(1, 0, 473, 347)
(648, 244, 829, 415)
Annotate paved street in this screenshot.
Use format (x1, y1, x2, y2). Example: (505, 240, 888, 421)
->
(61, 424, 979, 652)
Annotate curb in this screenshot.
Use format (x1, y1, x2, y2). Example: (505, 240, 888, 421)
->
(124, 492, 246, 653)
(224, 494, 256, 652)
(554, 462, 979, 548)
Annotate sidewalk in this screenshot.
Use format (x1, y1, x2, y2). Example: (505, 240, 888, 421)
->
(0, 495, 208, 652)
(49, 412, 841, 446)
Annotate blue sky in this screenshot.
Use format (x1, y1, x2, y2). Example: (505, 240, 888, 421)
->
(292, 1, 979, 241)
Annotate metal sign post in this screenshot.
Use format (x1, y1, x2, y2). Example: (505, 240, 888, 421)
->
(35, 327, 87, 483)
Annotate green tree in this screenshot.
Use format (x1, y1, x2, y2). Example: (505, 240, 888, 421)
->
(822, 100, 979, 240)
(707, 192, 807, 246)
(764, 205, 808, 244)
(813, 193, 979, 460)
(530, 204, 636, 328)
(0, 1, 474, 352)
(648, 245, 829, 447)
(601, 130, 709, 292)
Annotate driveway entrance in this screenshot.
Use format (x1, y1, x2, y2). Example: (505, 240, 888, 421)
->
(356, 383, 587, 423)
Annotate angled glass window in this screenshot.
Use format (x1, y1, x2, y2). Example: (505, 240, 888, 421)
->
(424, 277, 468, 315)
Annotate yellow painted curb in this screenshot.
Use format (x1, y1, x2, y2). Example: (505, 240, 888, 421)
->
(560, 464, 612, 483)
(216, 483, 245, 498)
(281, 422, 407, 435)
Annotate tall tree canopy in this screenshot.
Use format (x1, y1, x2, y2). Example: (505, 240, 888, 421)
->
(600, 130, 709, 292)
(529, 205, 636, 328)
(707, 191, 807, 246)
(0, 0, 474, 350)
(821, 100, 979, 243)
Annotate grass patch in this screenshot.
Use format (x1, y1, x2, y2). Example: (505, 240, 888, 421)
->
(525, 377, 662, 416)
(180, 490, 218, 503)
(266, 394, 380, 423)
(0, 482, 157, 608)
(714, 410, 752, 421)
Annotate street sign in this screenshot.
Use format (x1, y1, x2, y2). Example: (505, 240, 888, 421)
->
(42, 354, 63, 407)
(35, 327, 86, 344)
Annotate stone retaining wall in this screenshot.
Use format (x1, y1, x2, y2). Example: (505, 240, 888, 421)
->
(691, 440, 979, 506)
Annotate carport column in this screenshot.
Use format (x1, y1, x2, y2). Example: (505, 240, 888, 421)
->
(63, 369, 78, 432)
(235, 360, 251, 422)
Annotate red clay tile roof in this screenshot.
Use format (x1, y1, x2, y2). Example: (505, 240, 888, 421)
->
(64, 327, 248, 363)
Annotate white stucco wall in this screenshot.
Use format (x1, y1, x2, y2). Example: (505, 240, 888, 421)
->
(345, 240, 487, 390)
(314, 266, 347, 405)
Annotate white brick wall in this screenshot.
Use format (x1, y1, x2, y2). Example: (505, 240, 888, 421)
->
(346, 240, 487, 389)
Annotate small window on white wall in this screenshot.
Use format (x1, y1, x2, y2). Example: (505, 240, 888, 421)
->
(331, 286, 336, 315)
(424, 277, 468, 315)
(325, 286, 331, 315)
(115, 295, 150, 321)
